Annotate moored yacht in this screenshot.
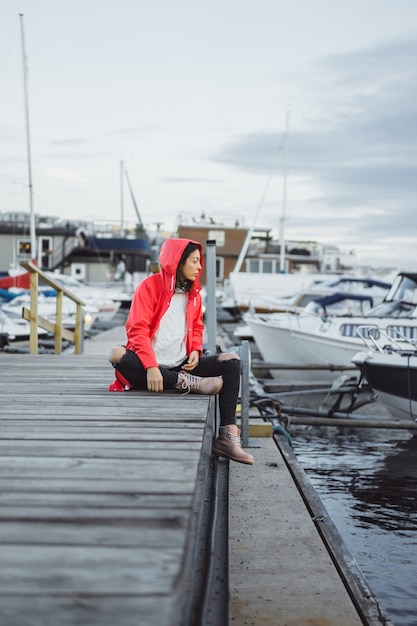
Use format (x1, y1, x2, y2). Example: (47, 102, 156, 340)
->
(245, 272, 417, 382)
(352, 327, 417, 423)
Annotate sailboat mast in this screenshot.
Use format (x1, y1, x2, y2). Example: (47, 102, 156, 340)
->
(19, 13, 36, 263)
(279, 111, 290, 273)
(120, 160, 125, 235)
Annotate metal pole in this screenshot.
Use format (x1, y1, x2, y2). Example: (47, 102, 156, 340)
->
(19, 14, 36, 263)
(240, 340, 250, 447)
(279, 111, 290, 273)
(281, 415, 417, 430)
(120, 160, 124, 234)
(205, 240, 217, 355)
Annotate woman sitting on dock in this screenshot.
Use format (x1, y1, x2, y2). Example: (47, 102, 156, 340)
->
(108, 237, 253, 465)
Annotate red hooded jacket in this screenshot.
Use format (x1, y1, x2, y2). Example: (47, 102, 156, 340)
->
(125, 238, 205, 370)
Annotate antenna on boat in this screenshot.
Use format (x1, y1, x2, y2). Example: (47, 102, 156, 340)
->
(279, 110, 290, 273)
(19, 13, 36, 264)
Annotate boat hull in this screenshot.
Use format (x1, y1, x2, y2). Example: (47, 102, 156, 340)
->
(246, 313, 363, 382)
(352, 350, 417, 422)
(245, 298, 417, 383)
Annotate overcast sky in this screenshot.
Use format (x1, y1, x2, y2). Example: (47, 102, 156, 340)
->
(1, 0, 417, 270)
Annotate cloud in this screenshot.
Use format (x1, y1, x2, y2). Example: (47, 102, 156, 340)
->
(45, 168, 90, 183)
(160, 177, 222, 183)
(211, 36, 417, 265)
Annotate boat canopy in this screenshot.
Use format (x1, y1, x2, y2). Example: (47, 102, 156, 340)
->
(312, 292, 374, 308)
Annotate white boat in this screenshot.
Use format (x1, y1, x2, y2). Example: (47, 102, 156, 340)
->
(0, 308, 48, 344)
(352, 328, 417, 422)
(44, 273, 124, 321)
(235, 275, 391, 340)
(2, 293, 98, 331)
(245, 272, 417, 382)
(229, 271, 340, 313)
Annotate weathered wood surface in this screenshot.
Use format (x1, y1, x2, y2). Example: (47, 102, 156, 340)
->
(0, 353, 213, 626)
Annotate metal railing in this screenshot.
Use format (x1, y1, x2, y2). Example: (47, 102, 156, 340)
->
(20, 260, 85, 355)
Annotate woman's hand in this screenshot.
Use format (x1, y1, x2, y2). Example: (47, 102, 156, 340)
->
(182, 350, 199, 371)
(146, 367, 164, 392)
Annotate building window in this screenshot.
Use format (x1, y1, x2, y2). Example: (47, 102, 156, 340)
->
(208, 230, 225, 247)
(216, 256, 224, 281)
(40, 237, 53, 269)
(18, 239, 32, 256)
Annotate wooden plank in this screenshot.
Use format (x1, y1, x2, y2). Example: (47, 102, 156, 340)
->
(0, 506, 189, 521)
(0, 444, 201, 459)
(0, 521, 187, 547)
(0, 402, 208, 413)
(0, 478, 196, 494)
(1, 428, 205, 438)
(0, 439, 202, 450)
(0, 420, 205, 430)
(0, 596, 173, 626)
(0, 545, 181, 593)
(0, 457, 200, 479)
(0, 491, 193, 508)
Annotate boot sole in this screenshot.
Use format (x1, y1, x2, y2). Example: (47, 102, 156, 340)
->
(212, 448, 254, 465)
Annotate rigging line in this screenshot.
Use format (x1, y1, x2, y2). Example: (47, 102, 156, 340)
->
(233, 172, 273, 273)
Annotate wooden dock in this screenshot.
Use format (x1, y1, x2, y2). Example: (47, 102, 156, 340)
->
(0, 324, 394, 625)
(0, 348, 224, 626)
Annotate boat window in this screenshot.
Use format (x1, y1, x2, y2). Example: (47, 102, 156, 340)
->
(340, 324, 360, 337)
(247, 260, 260, 273)
(297, 294, 324, 307)
(387, 325, 417, 340)
(263, 260, 273, 274)
(385, 275, 417, 305)
(368, 300, 414, 318)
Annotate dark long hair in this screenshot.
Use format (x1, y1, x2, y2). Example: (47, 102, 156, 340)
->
(176, 242, 200, 291)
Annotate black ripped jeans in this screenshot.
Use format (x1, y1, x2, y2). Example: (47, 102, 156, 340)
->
(112, 348, 241, 426)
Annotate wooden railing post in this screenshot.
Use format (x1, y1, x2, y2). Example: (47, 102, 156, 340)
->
(20, 260, 86, 355)
(55, 290, 63, 354)
(29, 270, 39, 355)
(73, 303, 83, 355)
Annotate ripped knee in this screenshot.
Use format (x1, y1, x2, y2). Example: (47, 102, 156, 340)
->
(217, 352, 241, 362)
(108, 345, 126, 365)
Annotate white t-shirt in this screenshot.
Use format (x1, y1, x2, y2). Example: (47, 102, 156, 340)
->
(151, 291, 187, 367)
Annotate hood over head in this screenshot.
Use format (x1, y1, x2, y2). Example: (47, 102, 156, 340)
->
(158, 238, 203, 292)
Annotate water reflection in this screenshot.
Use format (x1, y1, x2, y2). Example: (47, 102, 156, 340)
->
(350, 436, 417, 532)
(290, 427, 417, 626)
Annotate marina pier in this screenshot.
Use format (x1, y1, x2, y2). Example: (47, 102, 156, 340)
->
(0, 325, 392, 625)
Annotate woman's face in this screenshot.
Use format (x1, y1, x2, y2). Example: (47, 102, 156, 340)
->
(181, 249, 202, 282)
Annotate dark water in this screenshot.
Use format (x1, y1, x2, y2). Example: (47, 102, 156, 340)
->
(290, 425, 417, 626)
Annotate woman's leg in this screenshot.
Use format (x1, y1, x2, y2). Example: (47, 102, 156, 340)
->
(192, 354, 241, 426)
(108, 346, 223, 394)
(108, 346, 178, 390)
(193, 353, 254, 465)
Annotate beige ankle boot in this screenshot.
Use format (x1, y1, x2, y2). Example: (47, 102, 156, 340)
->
(176, 371, 223, 395)
(213, 425, 254, 465)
